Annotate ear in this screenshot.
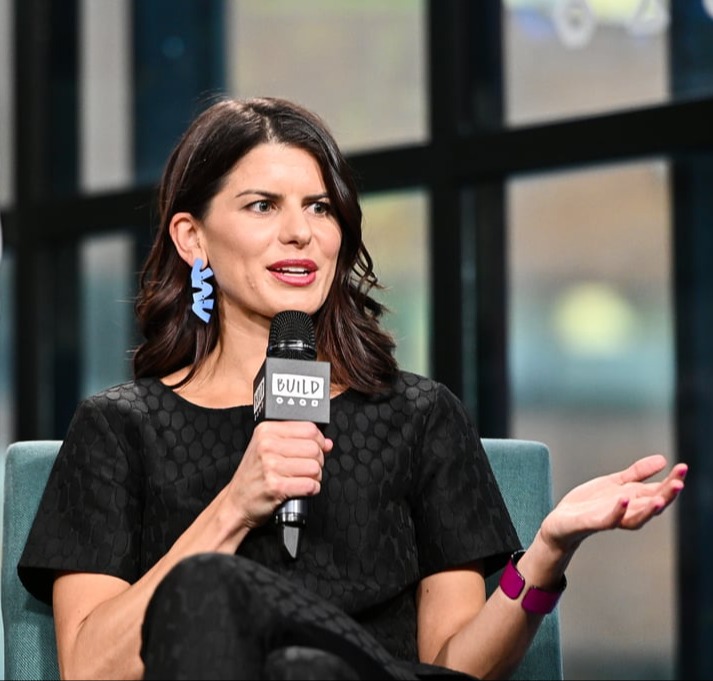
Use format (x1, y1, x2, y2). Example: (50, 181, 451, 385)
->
(169, 212, 206, 266)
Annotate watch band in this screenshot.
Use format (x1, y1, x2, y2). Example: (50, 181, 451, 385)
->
(499, 550, 567, 614)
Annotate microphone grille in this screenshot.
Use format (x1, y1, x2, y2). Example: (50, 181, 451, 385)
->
(267, 311, 317, 360)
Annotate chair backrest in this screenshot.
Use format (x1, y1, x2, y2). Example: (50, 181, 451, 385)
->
(482, 438, 563, 681)
(2, 440, 61, 681)
(1, 438, 562, 681)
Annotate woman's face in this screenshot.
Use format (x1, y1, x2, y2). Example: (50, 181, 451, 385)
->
(199, 143, 342, 328)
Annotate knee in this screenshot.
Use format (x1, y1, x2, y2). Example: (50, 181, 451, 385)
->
(161, 552, 236, 590)
(147, 552, 243, 620)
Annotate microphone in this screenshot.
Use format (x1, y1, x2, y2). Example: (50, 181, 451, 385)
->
(253, 311, 331, 559)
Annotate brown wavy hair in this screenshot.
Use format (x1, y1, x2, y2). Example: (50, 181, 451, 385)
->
(133, 96, 397, 394)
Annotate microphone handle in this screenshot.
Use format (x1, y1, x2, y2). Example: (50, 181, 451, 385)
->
(275, 497, 307, 526)
(275, 497, 307, 560)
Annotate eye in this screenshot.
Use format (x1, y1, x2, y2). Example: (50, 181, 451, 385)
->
(248, 199, 273, 213)
(310, 201, 332, 216)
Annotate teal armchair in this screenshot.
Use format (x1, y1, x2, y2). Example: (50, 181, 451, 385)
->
(1, 438, 562, 680)
(483, 438, 563, 680)
(2, 441, 61, 681)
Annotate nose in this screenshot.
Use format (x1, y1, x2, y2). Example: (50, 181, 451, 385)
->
(279, 206, 312, 246)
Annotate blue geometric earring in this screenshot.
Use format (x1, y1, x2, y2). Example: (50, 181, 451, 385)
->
(190, 258, 214, 323)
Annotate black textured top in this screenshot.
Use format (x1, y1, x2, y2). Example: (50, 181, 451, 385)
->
(18, 371, 520, 661)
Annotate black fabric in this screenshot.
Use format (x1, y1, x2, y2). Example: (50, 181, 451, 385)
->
(19, 370, 520, 668)
(141, 553, 477, 680)
(262, 647, 361, 680)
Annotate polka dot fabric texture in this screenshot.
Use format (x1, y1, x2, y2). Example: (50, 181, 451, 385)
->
(19, 371, 520, 664)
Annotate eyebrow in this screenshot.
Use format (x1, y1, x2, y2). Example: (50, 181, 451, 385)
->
(235, 189, 330, 202)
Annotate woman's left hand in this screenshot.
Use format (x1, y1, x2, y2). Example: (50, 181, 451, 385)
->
(539, 454, 687, 555)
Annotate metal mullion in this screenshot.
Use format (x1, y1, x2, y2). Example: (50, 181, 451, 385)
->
(670, 5, 713, 680)
(426, 0, 468, 400)
(454, 97, 713, 180)
(424, 0, 508, 436)
(13, 0, 81, 440)
(672, 156, 713, 681)
(29, 187, 155, 241)
(14, 0, 51, 439)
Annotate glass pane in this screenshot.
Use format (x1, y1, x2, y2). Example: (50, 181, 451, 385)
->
(508, 160, 675, 679)
(79, 0, 132, 192)
(0, 0, 13, 206)
(361, 191, 430, 376)
(225, 0, 427, 153)
(80, 233, 135, 397)
(505, 0, 668, 126)
(0, 248, 15, 451)
(132, 0, 226, 185)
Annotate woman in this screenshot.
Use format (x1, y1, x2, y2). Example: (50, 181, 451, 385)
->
(18, 96, 687, 680)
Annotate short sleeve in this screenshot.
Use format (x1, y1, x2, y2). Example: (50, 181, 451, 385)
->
(18, 395, 144, 604)
(409, 383, 521, 578)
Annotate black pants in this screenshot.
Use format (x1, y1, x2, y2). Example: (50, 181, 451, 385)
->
(140, 553, 475, 681)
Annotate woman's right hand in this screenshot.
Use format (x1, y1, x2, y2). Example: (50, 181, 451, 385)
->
(224, 420, 333, 528)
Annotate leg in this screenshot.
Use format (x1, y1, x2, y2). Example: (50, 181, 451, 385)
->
(140, 553, 420, 680)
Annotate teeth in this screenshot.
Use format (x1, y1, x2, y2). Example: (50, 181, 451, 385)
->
(278, 268, 309, 274)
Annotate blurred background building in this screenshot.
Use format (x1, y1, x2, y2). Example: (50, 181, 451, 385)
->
(1, 0, 713, 679)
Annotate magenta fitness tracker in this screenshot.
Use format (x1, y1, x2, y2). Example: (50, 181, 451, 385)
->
(499, 550, 567, 614)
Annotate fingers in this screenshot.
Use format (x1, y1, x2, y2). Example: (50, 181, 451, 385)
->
(616, 468, 687, 530)
(666, 462, 689, 487)
(632, 460, 687, 501)
(615, 456, 688, 502)
(616, 454, 668, 484)
(654, 463, 687, 504)
(255, 420, 332, 455)
(253, 421, 332, 498)
(618, 496, 670, 529)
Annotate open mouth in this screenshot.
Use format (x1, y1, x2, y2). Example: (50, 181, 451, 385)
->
(268, 262, 317, 286)
(272, 266, 312, 276)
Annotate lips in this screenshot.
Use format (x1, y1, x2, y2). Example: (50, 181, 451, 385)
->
(268, 259, 318, 286)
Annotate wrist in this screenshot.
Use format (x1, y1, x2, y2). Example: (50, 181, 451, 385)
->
(499, 550, 567, 614)
(533, 523, 578, 557)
